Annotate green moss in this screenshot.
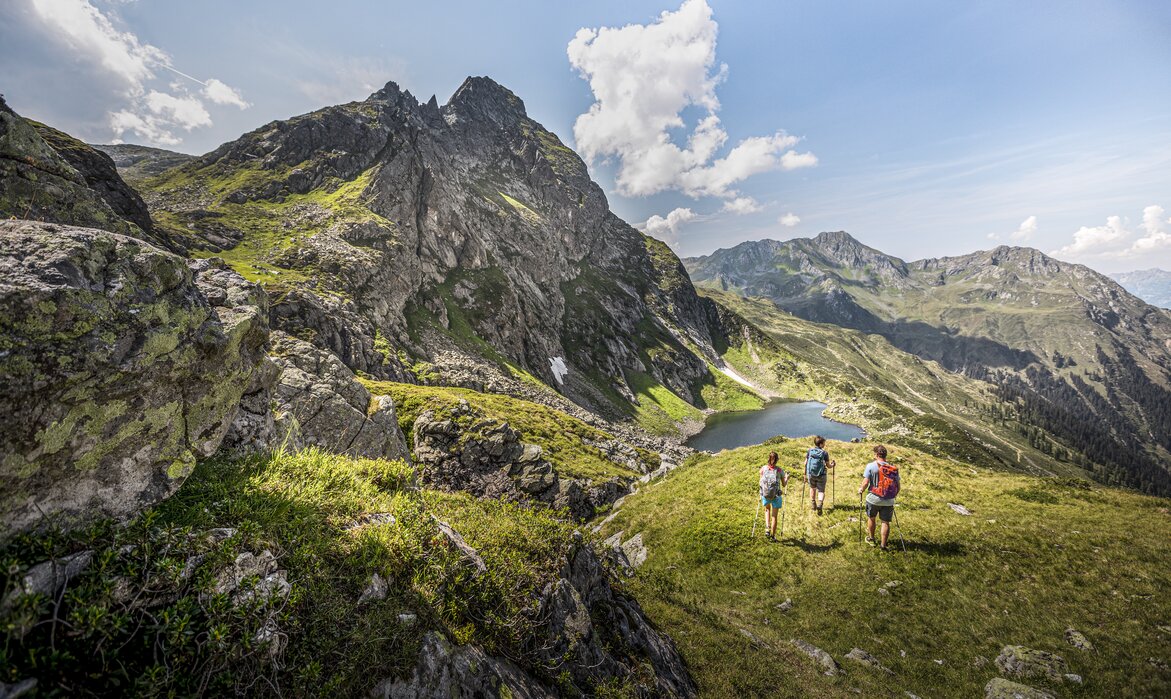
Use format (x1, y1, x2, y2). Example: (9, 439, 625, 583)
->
(498, 192, 541, 223)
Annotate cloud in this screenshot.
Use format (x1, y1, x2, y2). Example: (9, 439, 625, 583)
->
(568, 0, 814, 207)
(25, 0, 247, 145)
(1011, 215, 1038, 241)
(722, 197, 762, 215)
(1053, 215, 1130, 257)
(1052, 205, 1171, 261)
(642, 207, 697, 246)
(778, 212, 800, 227)
(202, 78, 249, 108)
(1131, 204, 1171, 253)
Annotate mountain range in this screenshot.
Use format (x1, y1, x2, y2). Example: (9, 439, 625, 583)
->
(3, 77, 1171, 697)
(1112, 268, 1171, 309)
(686, 234, 1171, 494)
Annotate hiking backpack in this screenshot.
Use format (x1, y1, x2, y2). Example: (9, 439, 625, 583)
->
(806, 448, 828, 477)
(760, 467, 783, 500)
(869, 460, 900, 499)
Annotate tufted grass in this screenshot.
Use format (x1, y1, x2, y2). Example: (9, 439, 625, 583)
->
(0, 448, 576, 697)
(597, 440, 1171, 698)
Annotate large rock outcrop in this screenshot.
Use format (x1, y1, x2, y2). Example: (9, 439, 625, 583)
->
(412, 402, 628, 520)
(0, 97, 171, 251)
(0, 221, 268, 538)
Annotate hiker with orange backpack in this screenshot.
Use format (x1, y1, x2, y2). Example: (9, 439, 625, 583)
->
(858, 444, 900, 550)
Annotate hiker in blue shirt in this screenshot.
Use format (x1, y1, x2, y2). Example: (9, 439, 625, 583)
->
(858, 444, 900, 551)
(804, 436, 835, 515)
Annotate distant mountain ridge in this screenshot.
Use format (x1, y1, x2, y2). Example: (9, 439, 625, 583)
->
(1112, 268, 1171, 309)
(687, 232, 1171, 494)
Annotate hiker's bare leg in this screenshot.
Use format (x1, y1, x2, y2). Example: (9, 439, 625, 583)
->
(867, 516, 876, 540)
(764, 505, 774, 534)
(880, 521, 890, 548)
(770, 506, 779, 536)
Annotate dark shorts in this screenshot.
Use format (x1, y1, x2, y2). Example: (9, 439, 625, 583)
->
(866, 502, 893, 522)
(807, 474, 827, 490)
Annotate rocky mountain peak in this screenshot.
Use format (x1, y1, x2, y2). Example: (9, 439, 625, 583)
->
(444, 76, 529, 123)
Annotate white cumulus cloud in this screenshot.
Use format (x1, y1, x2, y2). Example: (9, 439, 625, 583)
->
(642, 207, 697, 246)
(26, 0, 247, 145)
(722, 197, 762, 215)
(1130, 205, 1171, 253)
(1054, 215, 1130, 257)
(568, 0, 814, 207)
(779, 212, 801, 227)
(202, 78, 250, 108)
(1011, 215, 1038, 241)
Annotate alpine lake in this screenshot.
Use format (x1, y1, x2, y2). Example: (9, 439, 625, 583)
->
(685, 400, 865, 452)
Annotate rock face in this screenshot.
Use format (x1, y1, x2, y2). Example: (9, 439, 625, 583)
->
(141, 77, 728, 424)
(533, 540, 696, 697)
(370, 632, 555, 699)
(0, 222, 268, 538)
(412, 403, 627, 520)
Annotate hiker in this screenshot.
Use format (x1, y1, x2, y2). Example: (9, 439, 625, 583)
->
(759, 451, 789, 541)
(858, 444, 900, 550)
(805, 436, 835, 515)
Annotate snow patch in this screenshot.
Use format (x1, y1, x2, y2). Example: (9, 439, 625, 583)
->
(717, 363, 755, 389)
(549, 356, 568, 385)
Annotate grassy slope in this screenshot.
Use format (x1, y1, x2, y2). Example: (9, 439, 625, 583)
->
(361, 379, 654, 480)
(0, 449, 579, 696)
(708, 288, 1080, 477)
(597, 440, 1171, 698)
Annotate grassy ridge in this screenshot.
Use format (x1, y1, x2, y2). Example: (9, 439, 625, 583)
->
(0, 449, 577, 696)
(598, 440, 1171, 698)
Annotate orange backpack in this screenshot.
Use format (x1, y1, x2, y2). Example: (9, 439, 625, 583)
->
(870, 460, 900, 499)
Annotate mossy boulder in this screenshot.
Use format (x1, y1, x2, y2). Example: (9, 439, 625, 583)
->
(0, 221, 269, 538)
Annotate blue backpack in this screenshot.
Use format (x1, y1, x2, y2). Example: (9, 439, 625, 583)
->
(806, 448, 828, 477)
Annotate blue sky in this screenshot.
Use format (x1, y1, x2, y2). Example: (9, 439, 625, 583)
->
(2, 0, 1170, 271)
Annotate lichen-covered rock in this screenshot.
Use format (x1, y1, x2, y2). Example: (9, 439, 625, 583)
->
(259, 331, 410, 460)
(412, 405, 631, 520)
(995, 645, 1071, 683)
(370, 632, 555, 699)
(0, 98, 168, 249)
(984, 677, 1056, 699)
(791, 638, 841, 676)
(0, 222, 269, 539)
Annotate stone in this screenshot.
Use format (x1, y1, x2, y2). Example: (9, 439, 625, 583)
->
(397, 612, 417, 627)
(1, 550, 93, 611)
(358, 573, 389, 605)
(0, 223, 269, 539)
(844, 648, 893, 674)
(948, 503, 973, 516)
(983, 677, 1055, 699)
(1064, 627, 1093, 651)
(776, 598, 794, 612)
(791, 638, 840, 676)
(620, 532, 648, 570)
(995, 645, 1071, 683)
(344, 512, 398, 531)
(369, 632, 555, 698)
(433, 518, 488, 577)
(0, 678, 37, 699)
(212, 550, 290, 605)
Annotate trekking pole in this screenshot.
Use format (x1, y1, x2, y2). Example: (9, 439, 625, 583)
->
(893, 506, 907, 553)
(799, 475, 807, 512)
(779, 477, 787, 540)
(831, 464, 836, 510)
(751, 489, 761, 539)
(858, 493, 864, 543)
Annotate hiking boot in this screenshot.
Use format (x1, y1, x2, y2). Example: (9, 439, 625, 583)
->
(865, 536, 876, 546)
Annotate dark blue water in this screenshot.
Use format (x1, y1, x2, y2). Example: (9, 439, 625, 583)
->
(686, 401, 865, 452)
